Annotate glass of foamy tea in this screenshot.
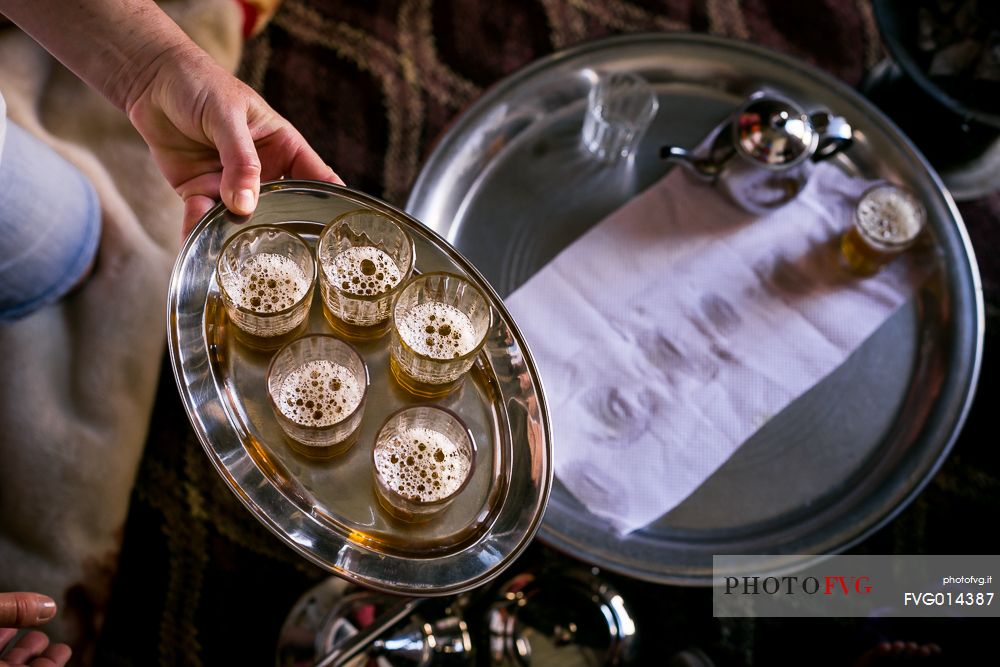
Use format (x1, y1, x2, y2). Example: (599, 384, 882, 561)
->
(266, 334, 368, 458)
(216, 225, 315, 350)
(372, 406, 475, 522)
(840, 183, 927, 276)
(316, 209, 415, 340)
(389, 272, 491, 398)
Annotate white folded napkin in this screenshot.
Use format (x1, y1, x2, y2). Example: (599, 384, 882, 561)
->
(505, 162, 927, 535)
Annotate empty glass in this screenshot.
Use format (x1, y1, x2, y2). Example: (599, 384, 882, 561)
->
(372, 406, 476, 522)
(267, 334, 369, 458)
(317, 209, 415, 340)
(582, 71, 659, 162)
(216, 225, 315, 350)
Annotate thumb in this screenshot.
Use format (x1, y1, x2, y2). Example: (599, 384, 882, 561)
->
(0, 592, 57, 628)
(214, 113, 262, 218)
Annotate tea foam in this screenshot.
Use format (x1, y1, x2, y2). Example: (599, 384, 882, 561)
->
(326, 246, 402, 296)
(223, 252, 310, 312)
(396, 302, 478, 359)
(276, 360, 363, 427)
(374, 427, 470, 502)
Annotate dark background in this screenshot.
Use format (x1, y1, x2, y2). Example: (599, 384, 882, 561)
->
(95, 1, 999, 664)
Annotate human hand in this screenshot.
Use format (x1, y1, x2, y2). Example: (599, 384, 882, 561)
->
(0, 593, 71, 666)
(125, 43, 344, 236)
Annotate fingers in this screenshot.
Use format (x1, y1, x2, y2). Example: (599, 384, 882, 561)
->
(284, 127, 345, 186)
(174, 113, 342, 238)
(0, 634, 72, 667)
(214, 111, 262, 217)
(287, 142, 345, 186)
(0, 594, 56, 629)
(32, 641, 73, 667)
(183, 194, 218, 237)
(1, 630, 49, 664)
(1, 627, 18, 649)
(174, 171, 223, 238)
(0, 628, 71, 667)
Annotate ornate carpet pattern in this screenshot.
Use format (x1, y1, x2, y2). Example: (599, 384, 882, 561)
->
(94, 1, 999, 665)
(236, 0, 883, 206)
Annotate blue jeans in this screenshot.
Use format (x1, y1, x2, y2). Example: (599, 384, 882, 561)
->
(0, 93, 101, 321)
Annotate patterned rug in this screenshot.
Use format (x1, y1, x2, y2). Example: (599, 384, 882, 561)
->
(94, 1, 1000, 665)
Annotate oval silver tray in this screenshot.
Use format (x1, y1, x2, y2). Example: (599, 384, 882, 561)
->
(167, 181, 552, 595)
(406, 34, 984, 584)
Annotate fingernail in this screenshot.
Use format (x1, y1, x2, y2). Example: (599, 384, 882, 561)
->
(38, 599, 57, 621)
(235, 188, 256, 213)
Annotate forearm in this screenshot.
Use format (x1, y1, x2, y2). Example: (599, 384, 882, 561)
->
(0, 0, 196, 111)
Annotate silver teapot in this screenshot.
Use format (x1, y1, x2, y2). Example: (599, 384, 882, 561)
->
(661, 91, 854, 214)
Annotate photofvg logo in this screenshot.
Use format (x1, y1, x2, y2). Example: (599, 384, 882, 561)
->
(723, 574, 872, 596)
(713, 555, 1000, 618)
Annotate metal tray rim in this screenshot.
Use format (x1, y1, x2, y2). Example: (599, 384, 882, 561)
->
(167, 180, 554, 596)
(406, 32, 984, 585)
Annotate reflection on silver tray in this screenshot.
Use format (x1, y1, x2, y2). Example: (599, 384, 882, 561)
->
(167, 181, 552, 595)
(406, 34, 983, 584)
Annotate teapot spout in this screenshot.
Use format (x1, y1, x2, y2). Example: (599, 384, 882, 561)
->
(660, 144, 721, 181)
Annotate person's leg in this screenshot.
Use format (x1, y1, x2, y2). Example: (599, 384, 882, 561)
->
(0, 116, 101, 321)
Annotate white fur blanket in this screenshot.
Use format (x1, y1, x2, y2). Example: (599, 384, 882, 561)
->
(0, 0, 242, 657)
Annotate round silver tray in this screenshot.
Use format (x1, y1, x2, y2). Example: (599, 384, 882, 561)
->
(167, 181, 552, 595)
(406, 34, 983, 584)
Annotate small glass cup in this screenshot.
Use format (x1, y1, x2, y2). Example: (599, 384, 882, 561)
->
(372, 406, 476, 522)
(582, 71, 659, 162)
(216, 225, 315, 350)
(389, 272, 491, 398)
(840, 183, 927, 276)
(317, 209, 415, 340)
(266, 334, 369, 458)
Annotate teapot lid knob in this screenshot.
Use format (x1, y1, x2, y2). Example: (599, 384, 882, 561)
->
(734, 97, 817, 167)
